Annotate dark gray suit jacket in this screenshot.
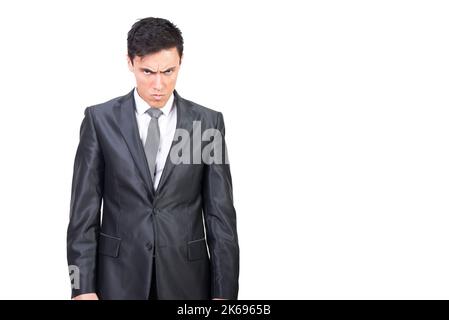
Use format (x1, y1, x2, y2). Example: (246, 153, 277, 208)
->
(67, 89, 239, 299)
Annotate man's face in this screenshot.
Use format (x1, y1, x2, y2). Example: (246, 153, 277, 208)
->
(127, 47, 182, 108)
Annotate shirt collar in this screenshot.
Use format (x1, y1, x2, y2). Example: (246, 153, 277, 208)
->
(133, 88, 175, 116)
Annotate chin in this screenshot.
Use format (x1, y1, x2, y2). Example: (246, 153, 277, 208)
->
(153, 101, 165, 108)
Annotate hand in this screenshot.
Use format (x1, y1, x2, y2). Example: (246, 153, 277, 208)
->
(72, 293, 99, 300)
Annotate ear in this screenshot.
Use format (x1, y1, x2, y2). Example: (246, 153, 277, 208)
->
(127, 55, 134, 72)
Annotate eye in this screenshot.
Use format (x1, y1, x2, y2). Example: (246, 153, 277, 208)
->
(164, 70, 173, 75)
(143, 69, 154, 75)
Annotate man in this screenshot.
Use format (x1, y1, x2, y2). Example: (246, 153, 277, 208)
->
(67, 17, 239, 300)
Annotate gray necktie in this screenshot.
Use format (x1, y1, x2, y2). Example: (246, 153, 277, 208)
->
(144, 108, 163, 181)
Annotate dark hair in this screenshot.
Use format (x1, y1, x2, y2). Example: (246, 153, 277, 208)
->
(127, 17, 183, 64)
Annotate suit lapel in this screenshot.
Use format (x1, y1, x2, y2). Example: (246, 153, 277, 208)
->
(115, 90, 155, 201)
(114, 89, 195, 202)
(155, 90, 195, 195)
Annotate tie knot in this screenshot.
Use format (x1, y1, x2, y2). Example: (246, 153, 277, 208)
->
(146, 108, 163, 119)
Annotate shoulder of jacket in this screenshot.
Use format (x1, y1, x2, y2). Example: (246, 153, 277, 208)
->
(87, 91, 131, 115)
(180, 95, 223, 121)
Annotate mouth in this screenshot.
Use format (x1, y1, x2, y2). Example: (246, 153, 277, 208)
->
(152, 94, 164, 101)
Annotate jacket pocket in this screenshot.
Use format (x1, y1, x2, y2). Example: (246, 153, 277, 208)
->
(98, 232, 121, 258)
(187, 237, 208, 261)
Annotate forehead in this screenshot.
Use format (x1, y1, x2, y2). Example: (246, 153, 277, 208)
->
(133, 47, 180, 68)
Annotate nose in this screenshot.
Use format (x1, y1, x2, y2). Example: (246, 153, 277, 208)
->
(153, 73, 163, 91)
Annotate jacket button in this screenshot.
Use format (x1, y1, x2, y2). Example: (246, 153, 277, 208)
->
(146, 242, 153, 250)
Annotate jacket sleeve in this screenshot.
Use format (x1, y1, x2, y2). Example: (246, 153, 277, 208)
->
(202, 112, 240, 299)
(67, 106, 104, 298)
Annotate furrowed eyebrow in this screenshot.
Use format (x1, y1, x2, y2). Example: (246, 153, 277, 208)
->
(141, 67, 176, 73)
(141, 68, 156, 73)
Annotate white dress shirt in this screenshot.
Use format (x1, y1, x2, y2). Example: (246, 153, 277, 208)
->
(134, 88, 177, 190)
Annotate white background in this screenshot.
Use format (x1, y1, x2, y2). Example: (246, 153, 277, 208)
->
(0, 0, 448, 299)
